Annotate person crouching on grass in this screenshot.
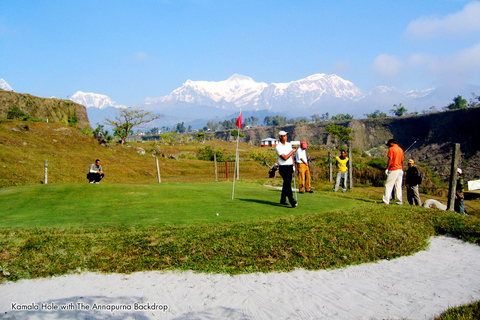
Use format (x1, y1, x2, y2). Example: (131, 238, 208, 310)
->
(275, 131, 297, 208)
(87, 159, 105, 184)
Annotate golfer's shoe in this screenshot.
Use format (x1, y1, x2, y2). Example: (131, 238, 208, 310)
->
(299, 191, 305, 194)
(291, 200, 297, 208)
(280, 201, 289, 206)
(307, 190, 314, 193)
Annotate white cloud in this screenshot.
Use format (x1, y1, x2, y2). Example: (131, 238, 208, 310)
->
(407, 42, 480, 87)
(405, 1, 480, 39)
(372, 54, 403, 79)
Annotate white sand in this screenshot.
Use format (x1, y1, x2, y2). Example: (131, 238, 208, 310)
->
(1, 236, 480, 320)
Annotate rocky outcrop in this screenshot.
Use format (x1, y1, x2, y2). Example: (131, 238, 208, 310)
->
(0, 90, 91, 129)
(94, 132, 109, 148)
(211, 107, 480, 182)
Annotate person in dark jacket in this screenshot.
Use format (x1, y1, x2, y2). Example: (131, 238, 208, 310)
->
(455, 168, 466, 214)
(405, 159, 422, 206)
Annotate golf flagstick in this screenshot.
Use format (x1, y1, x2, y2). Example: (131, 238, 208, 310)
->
(232, 111, 242, 200)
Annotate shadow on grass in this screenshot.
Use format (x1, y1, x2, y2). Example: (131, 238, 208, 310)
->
(237, 198, 291, 207)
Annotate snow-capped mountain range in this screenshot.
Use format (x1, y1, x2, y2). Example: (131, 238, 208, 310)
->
(70, 91, 125, 109)
(143, 73, 370, 111)
(3, 74, 477, 129)
(0, 79, 14, 91)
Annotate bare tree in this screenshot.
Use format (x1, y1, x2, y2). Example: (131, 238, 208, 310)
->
(105, 107, 163, 145)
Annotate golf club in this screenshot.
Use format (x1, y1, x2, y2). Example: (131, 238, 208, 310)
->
(404, 139, 418, 154)
(291, 140, 300, 203)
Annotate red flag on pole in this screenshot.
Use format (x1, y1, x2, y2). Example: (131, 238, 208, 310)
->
(236, 112, 242, 129)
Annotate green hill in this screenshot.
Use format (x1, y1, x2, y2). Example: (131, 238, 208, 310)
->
(0, 89, 90, 129)
(0, 120, 267, 187)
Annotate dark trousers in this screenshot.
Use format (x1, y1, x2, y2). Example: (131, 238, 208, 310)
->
(87, 172, 104, 183)
(279, 165, 294, 203)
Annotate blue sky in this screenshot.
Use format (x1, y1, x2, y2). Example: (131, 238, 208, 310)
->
(1, 0, 480, 106)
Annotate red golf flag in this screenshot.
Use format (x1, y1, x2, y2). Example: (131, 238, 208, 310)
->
(236, 112, 242, 129)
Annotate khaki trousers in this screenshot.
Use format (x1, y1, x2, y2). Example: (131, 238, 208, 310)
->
(383, 169, 404, 204)
(297, 163, 311, 192)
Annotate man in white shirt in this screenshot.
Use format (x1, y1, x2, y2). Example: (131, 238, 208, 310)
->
(296, 141, 313, 193)
(275, 131, 297, 207)
(87, 159, 105, 184)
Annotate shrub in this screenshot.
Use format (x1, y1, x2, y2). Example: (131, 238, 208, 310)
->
(197, 146, 227, 161)
(367, 157, 387, 170)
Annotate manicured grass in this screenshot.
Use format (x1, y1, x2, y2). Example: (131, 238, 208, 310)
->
(0, 182, 361, 228)
(1, 181, 479, 285)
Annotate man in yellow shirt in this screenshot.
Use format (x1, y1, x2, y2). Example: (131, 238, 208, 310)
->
(334, 150, 349, 193)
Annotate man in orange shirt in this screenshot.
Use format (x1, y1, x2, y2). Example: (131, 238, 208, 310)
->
(382, 139, 404, 205)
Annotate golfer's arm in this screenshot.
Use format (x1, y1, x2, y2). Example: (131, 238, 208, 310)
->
(280, 150, 295, 161)
(386, 157, 392, 170)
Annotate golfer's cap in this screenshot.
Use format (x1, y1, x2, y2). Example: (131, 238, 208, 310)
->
(278, 130, 288, 136)
(386, 139, 397, 146)
(457, 168, 463, 174)
(408, 159, 414, 164)
(301, 141, 307, 149)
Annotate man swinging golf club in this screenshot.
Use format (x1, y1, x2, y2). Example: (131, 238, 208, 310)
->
(275, 130, 297, 208)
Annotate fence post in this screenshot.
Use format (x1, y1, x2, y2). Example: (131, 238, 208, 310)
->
(447, 143, 461, 211)
(214, 154, 218, 182)
(44, 159, 48, 184)
(225, 161, 229, 180)
(329, 152, 332, 183)
(155, 157, 161, 183)
(348, 146, 353, 190)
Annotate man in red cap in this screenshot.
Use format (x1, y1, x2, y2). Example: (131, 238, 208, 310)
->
(296, 141, 313, 193)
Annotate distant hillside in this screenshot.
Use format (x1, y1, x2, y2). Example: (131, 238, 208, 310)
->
(0, 89, 90, 129)
(0, 120, 266, 188)
(211, 107, 480, 182)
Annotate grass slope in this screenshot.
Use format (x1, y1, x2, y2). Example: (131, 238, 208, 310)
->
(0, 120, 268, 187)
(1, 182, 479, 284)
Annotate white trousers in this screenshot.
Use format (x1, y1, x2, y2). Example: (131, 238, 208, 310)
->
(382, 169, 404, 204)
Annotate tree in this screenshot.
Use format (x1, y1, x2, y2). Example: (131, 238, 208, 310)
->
(469, 92, 479, 107)
(149, 127, 160, 135)
(105, 107, 163, 145)
(311, 114, 322, 122)
(221, 119, 236, 130)
(331, 113, 354, 121)
(175, 122, 186, 133)
(365, 110, 387, 118)
(231, 129, 246, 138)
(196, 132, 206, 142)
(206, 121, 219, 131)
(311, 113, 329, 122)
(324, 124, 354, 148)
(390, 103, 408, 117)
(445, 95, 468, 110)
